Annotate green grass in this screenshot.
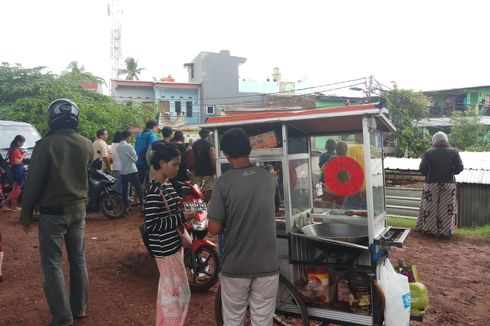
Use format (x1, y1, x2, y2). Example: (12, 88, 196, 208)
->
(387, 216, 416, 229)
(454, 223, 490, 237)
(387, 216, 490, 237)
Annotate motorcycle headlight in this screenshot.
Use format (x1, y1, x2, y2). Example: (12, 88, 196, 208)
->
(192, 219, 208, 231)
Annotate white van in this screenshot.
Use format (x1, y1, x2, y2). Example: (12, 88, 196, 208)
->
(0, 120, 42, 161)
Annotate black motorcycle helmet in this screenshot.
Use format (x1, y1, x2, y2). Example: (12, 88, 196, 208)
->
(47, 99, 80, 130)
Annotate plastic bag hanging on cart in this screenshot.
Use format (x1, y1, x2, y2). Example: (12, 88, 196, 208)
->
(378, 258, 411, 326)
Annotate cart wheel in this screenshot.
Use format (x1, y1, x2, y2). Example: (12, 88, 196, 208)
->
(215, 274, 309, 326)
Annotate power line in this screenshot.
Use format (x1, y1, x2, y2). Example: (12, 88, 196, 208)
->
(110, 81, 368, 107)
(111, 77, 368, 102)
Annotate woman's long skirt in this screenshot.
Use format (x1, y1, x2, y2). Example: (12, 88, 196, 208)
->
(416, 183, 457, 236)
(155, 249, 191, 326)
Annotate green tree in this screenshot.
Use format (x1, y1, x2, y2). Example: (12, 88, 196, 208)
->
(381, 87, 431, 157)
(448, 111, 488, 151)
(62, 61, 104, 85)
(0, 63, 51, 105)
(0, 63, 157, 139)
(118, 57, 145, 80)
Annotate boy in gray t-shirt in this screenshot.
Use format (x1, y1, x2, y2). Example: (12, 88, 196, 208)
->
(208, 128, 279, 325)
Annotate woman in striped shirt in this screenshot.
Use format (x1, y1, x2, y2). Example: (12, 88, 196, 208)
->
(144, 143, 192, 326)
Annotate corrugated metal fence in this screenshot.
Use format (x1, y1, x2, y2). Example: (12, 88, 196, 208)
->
(457, 184, 490, 228)
(385, 185, 490, 227)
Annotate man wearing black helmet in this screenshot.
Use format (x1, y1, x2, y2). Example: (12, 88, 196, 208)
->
(20, 99, 93, 326)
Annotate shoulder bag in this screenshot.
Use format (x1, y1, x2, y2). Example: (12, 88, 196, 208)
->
(159, 187, 192, 249)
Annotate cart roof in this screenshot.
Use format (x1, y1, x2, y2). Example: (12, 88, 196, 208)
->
(203, 103, 395, 134)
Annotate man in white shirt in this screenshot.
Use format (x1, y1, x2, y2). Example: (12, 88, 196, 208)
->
(116, 130, 143, 212)
(93, 129, 111, 172)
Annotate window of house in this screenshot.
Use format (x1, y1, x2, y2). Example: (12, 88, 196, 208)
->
(186, 101, 193, 117)
(175, 101, 182, 115)
(207, 106, 215, 114)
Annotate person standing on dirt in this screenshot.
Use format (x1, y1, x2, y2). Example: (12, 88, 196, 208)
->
(93, 129, 111, 173)
(191, 128, 216, 202)
(207, 128, 279, 326)
(144, 143, 193, 325)
(417, 131, 463, 237)
(145, 126, 174, 183)
(135, 120, 159, 186)
(117, 130, 144, 213)
(3, 135, 27, 211)
(20, 99, 93, 326)
(169, 130, 190, 196)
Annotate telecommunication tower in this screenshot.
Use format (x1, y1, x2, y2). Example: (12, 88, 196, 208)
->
(108, 0, 122, 92)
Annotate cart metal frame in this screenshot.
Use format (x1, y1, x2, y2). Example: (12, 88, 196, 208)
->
(204, 103, 410, 325)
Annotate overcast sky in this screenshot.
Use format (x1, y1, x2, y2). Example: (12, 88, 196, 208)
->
(1, 0, 488, 94)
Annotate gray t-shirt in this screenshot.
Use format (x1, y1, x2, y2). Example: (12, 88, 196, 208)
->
(208, 165, 279, 278)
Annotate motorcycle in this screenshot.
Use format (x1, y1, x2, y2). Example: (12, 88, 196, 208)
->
(181, 181, 220, 292)
(87, 167, 124, 219)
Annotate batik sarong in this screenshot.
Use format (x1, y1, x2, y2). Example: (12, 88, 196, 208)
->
(155, 248, 190, 326)
(416, 183, 457, 236)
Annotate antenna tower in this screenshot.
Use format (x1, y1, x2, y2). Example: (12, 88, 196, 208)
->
(108, 0, 122, 91)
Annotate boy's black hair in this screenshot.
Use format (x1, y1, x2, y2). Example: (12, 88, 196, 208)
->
(199, 128, 210, 138)
(172, 130, 185, 142)
(121, 130, 132, 140)
(325, 139, 336, 150)
(161, 126, 173, 138)
(96, 129, 107, 138)
(145, 120, 158, 130)
(113, 131, 123, 143)
(221, 128, 251, 159)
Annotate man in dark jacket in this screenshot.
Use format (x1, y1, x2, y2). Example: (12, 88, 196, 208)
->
(21, 99, 93, 326)
(191, 128, 216, 201)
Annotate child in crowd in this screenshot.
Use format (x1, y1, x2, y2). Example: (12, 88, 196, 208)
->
(3, 135, 27, 211)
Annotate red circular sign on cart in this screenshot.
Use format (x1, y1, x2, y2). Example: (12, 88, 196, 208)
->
(323, 157, 364, 196)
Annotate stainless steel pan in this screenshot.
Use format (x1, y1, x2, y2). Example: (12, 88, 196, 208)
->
(301, 222, 368, 244)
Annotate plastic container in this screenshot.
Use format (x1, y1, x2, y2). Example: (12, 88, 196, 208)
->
(307, 266, 329, 289)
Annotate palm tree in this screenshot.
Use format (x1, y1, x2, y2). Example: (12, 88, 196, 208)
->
(118, 57, 145, 80)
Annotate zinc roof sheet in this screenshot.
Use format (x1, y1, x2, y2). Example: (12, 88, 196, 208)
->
(384, 152, 490, 185)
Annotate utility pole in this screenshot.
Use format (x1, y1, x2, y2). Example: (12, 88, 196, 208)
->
(365, 75, 374, 103)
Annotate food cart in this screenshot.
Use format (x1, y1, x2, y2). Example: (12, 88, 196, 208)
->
(204, 103, 411, 326)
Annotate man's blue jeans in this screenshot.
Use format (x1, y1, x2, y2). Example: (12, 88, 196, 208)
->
(137, 164, 149, 187)
(39, 213, 88, 326)
(122, 172, 144, 207)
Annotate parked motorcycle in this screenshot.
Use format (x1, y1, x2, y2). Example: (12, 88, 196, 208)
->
(181, 182, 220, 292)
(87, 168, 124, 219)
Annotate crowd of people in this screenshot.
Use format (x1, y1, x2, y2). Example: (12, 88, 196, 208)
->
(0, 92, 247, 310)
(0, 98, 465, 325)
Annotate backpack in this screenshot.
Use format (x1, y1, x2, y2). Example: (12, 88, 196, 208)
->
(138, 132, 153, 168)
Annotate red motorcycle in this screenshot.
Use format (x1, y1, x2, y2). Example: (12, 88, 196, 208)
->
(180, 182, 219, 292)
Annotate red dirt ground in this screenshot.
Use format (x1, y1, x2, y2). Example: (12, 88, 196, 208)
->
(1, 209, 489, 325)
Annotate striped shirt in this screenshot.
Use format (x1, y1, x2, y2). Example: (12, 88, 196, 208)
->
(144, 181, 185, 257)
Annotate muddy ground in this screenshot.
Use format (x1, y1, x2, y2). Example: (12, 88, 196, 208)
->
(1, 209, 489, 325)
